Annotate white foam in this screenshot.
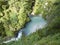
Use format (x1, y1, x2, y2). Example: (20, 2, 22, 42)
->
(3, 31, 22, 43)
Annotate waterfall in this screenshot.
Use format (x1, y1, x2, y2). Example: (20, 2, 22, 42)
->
(3, 30, 22, 43)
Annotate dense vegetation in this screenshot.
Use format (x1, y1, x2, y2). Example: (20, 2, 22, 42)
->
(0, 0, 60, 45)
(0, 0, 34, 38)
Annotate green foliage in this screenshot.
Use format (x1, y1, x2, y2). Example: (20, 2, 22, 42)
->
(36, 33, 60, 45)
(32, 0, 53, 15)
(0, 0, 33, 39)
(0, 21, 6, 37)
(0, 0, 60, 45)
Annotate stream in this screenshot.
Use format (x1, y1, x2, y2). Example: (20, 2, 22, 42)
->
(3, 15, 47, 43)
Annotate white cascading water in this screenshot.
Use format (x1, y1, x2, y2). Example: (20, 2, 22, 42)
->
(3, 15, 47, 43)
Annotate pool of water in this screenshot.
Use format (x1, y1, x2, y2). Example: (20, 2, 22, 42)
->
(3, 15, 47, 43)
(22, 16, 47, 35)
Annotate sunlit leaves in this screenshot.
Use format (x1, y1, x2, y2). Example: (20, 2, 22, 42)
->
(0, 0, 33, 38)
